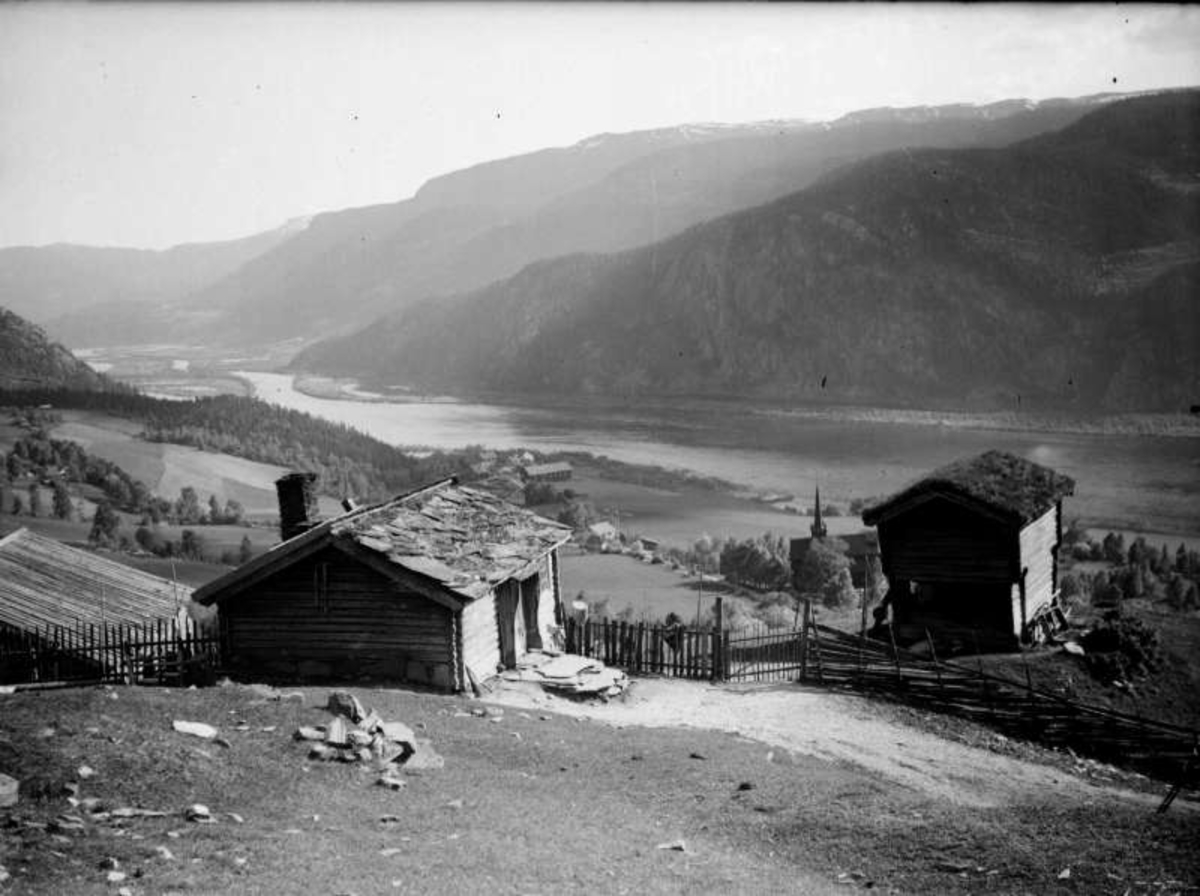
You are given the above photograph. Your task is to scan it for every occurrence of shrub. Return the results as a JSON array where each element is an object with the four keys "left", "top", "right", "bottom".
[{"left": 1080, "top": 612, "right": 1161, "bottom": 683}]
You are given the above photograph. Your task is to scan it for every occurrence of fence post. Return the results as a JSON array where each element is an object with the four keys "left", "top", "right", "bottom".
[{"left": 712, "top": 597, "right": 724, "bottom": 682}]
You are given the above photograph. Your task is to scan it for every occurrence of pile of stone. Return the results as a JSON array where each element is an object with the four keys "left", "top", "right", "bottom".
[
  {"left": 293, "top": 691, "right": 442, "bottom": 780},
  {"left": 503, "top": 653, "right": 629, "bottom": 699}
]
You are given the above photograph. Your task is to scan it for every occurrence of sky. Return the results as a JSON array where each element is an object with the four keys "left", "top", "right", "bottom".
[{"left": 2, "top": 2, "right": 1198, "bottom": 250}]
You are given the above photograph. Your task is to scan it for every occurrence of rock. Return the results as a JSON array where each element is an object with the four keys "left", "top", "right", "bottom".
[
  {"left": 401, "top": 739, "right": 443, "bottom": 772},
  {"left": 172, "top": 720, "right": 219, "bottom": 740},
  {"left": 656, "top": 840, "right": 687, "bottom": 852},
  {"left": 326, "top": 691, "right": 367, "bottom": 723},
  {"left": 293, "top": 726, "right": 326, "bottom": 742},
  {"left": 77, "top": 764, "right": 96, "bottom": 779},
  {"left": 444, "top": 799, "right": 463, "bottom": 810},
  {"left": 736, "top": 782, "right": 755, "bottom": 792},
  {"left": 376, "top": 775, "right": 407, "bottom": 791},
  {"left": 380, "top": 721, "right": 416, "bottom": 746},
  {"left": 0, "top": 864, "right": 8, "bottom": 885},
  {"left": 227, "top": 813, "right": 244, "bottom": 824},
  {"left": 1057, "top": 868, "right": 1072, "bottom": 880},
  {"left": 106, "top": 870, "right": 126, "bottom": 883},
  {"left": 214, "top": 737, "right": 233, "bottom": 749},
  {"left": 98, "top": 857, "right": 121, "bottom": 870},
  {"left": 185, "top": 804, "right": 213, "bottom": 823},
  {"left": 688, "top": 752, "right": 706, "bottom": 761},
  {"left": 155, "top": 846, "right": 175, "bottom": 861},
  {"left": 308, "top": 744, "right": 336, "bottom": 761},
  {"left": 358, "top": 711, "right": 382, "bottom": 733},
  {"left": 1063, "top": 641, "right": 1085, "bottom": 656},
  {"left": 325, "top": 716, "right": 350, "bottom": 747},
  {"left": 379, "top": 847, "right": 402, "bottom": 857},
  {"left": 0, "top": 773, "right": 18, "bottom": 807},
  {"left": 935, "top": 860, "right": 974, "bottom": 873},
  {"left": 347, "top": 729, "right": 374, "bottom": 748},
  {"left": 118, "top": 888, "right": 133, "bottom": 896}
]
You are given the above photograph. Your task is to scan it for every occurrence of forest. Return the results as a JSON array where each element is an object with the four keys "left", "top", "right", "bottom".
[{"left": 0, "top": 388, "right": 480, "bottom": 501}]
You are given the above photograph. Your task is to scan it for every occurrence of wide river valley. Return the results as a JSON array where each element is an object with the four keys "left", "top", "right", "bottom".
[{"left": 239, "top": 372, "right": 1200, "bottom": 542}]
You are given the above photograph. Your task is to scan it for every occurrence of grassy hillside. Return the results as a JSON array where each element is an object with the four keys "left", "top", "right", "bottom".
[
  {"left": 0, "top": 684, "right": 1194, "bottom": 895},
  {"left": 296, "top": 90, "right": 1199, "bottom": 412}
]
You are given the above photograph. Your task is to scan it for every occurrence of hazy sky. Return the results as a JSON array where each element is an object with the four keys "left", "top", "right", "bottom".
[{"left": 2, "top": 2, "right": 1198, "bottom": 250}]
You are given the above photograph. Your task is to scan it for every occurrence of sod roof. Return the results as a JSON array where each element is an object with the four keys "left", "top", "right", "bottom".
[{"left": 861, "top": 450, "right": 1075, "bottom": 527}]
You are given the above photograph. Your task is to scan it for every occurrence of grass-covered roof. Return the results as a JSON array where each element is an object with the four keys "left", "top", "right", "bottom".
[{"left": 861, "top": 450, "right": 1075, "bottom": 527}]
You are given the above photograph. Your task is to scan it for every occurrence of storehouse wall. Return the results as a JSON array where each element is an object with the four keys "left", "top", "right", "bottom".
[{"left": 223, "top": 546, "right": 455, "bottom": 689}]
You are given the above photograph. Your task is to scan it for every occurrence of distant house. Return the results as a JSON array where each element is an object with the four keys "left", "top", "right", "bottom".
[
  {"left": 0, "top": 527, "right": 192, "bottom": 633},
  {"left": 587, "top": 521, "right": 618, "bottom": 543},
  {"left": 193, "top": 474, "right": 573, "bottom": 691},
  {"left": 862, "top": 451, "right": 1075, "bottom": 651},
  {"left": 521, "top": 461, "right": 573, "bottom": 482}
]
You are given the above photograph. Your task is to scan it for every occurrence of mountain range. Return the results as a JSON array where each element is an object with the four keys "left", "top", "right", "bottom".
[
  {"left": 294, "top": 91, "right": 1200, "bottom": 412},
  {"left": 6, "top": 93, "right": 1128, "bottom": 350},
  {"left": 1, "top": 89, "right": 1194, "bottom": 412}
]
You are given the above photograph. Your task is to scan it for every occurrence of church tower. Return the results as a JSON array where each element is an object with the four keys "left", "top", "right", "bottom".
[{"left": 811, "top": 486, "right": 827, "bottom": 540}]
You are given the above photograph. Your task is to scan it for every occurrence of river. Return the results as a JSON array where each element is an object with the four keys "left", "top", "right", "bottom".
[{"left": 237, "top": 371, "right": 1200, "bottom": 539}]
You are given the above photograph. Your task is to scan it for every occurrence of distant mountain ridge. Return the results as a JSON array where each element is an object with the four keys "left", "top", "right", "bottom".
[
  {"left": 293, "top": 91, "right": 1200, "bottom": 412},
  {"left": 7, "top": 91, "right": 1138, "bottom": 350},
  {"left": 0, "top": 307, "right": 113, "bottom": 391}
]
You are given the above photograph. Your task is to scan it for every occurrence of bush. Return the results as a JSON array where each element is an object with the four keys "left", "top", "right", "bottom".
[{"left": 1080, "top": 612, "right": 1161, "bottom": 683}]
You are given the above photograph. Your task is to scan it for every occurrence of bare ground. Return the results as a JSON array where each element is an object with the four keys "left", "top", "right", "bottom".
[{"left": 485, "top": 676, "right": 1192, "bottom": 812}]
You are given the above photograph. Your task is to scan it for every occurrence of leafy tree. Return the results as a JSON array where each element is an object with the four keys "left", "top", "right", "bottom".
[
  {"left": 179, "top": 529, "right": 205, "bottom": 561},
  {"left": 208, "top": 494, "right": 222, "bottom": 524},
  {"left": 9, "top": 493, "right": 23, "bottom": 515},
  {"left": 223, "top": 499, "right": 245, "bottom": 526},
  {"left": 88, "top": 501, "right": 121, "bottom": 547},
  {"left": 26, "top": 483, "right": 41, "bottom": 518},
  {"left": 1101, "top": 532, "right": 1126, "bottom": 565},
  {"left": 796, "top": 538, "right": 856, "bottom": 608},
  {"left": 52, "top": 481, "right": 73, "bottom": 520},
  {"left": 175, "top": 487, "right": 203, "bottom": 525}
]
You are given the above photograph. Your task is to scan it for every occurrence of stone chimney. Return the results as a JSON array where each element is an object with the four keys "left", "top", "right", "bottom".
[{"left": 276, "top": 472, "right": 320, "bottom": 541}]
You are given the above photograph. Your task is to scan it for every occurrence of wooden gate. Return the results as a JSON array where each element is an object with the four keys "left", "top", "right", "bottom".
[{"left": 724, "top": 626, "right": 806, "bottom": 682}]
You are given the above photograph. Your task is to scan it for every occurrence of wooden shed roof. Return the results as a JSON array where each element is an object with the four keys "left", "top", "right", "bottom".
[
  {"left": 194, "top": 478, "right": 572, "bottom": 607},
  {"left": 0, "top": 527, "right": 191, "bottom": 631},
  {"left": 861, "top": 451, "right": 1075, "bottom": 527}
]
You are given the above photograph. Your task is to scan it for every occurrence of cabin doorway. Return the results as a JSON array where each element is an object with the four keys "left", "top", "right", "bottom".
[{"left": 496, "top": 574, "right": 542, "bottom": 668}]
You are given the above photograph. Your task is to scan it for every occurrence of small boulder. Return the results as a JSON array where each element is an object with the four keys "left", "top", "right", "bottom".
[
  {"left": 172, "top": 720, "right": 218, "bottom": 740},
  {"left": 401, "top": 739, "right": 443, "bottom": 772},
  {"left": 326, "top": 691, "right": 367, "bottom": 723},
  {"left": 293, "top": 726, "right": 326, "bottom": 742},
  {"left": 185, "top": 804, "right": 213, "bottom": 823},
  {"left": 0, "top": 773, "right": 18, "bottom": 808}
]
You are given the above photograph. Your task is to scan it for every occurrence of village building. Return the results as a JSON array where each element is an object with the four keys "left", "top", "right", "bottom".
[
  {"left": 861, "top": 450, "right": 1075, "bottom": 651},
  {"left": 520, "top": 461, "right": 573, "bottom": 482},
  {"left": 193, "top": 473, "right": 573, "bottom": 692},
  {"left": 0, "top": 527, "right": 192, "bottom": 633}
]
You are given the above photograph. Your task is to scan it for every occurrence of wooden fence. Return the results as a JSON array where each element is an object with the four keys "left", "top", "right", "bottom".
[
  {"left": 0, "top": 617, "right": 223, "bottom": 687},
  {"left": 565, "top": 616, "right": 719, "bottom": 680}
]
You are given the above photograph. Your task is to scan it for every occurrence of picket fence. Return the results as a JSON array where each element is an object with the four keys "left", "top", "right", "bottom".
[{"left": 0, "top": 616, "right": 223, "bottom": 687}]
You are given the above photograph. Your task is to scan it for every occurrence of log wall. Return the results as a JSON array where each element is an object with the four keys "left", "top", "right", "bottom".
[
  {"left": 224, "top": 546, "right": 455, "bottom": 689},
  {"left": 878, "top": 498, "right": 1015, "bottom": 583}
]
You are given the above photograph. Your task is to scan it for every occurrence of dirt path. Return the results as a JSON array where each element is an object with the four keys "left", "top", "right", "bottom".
[{"left": 486, "top": 676, "right": 1184, "bottom": 811}]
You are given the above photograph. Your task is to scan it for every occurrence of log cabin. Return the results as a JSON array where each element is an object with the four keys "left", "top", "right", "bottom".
[
  {"left": 861, "top": 451, "right": 1074, "bottom": 652},
  {"left": 193, "top": 474, "right": 573, "bottom": 691}
]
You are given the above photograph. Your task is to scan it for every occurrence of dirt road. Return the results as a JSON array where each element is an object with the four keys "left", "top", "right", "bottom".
[{"left": 486, "top": 676, "right": 1185, "bottom": 811}]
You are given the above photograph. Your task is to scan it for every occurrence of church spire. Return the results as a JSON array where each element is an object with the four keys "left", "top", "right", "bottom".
[{"left": 811, "top": 485, "right": 827, "bottom": 540}]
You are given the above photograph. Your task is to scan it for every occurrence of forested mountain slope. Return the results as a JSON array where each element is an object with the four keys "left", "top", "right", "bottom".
[
  {"left": 0, "top": 307, "right": 114, "bottom": 391},
  {"left": 295, "top": 91, "right": 1199, "bottom": 412}
]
